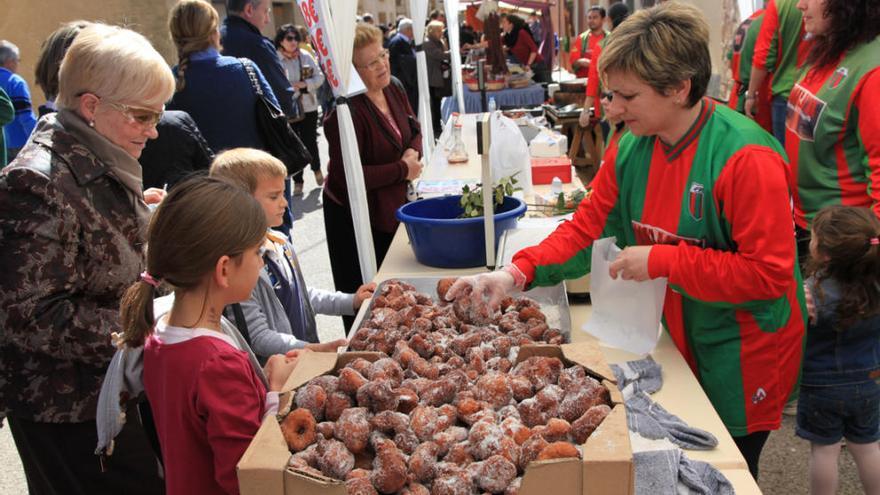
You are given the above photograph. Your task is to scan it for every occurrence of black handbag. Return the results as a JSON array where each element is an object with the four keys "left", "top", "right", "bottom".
[{"left": 241, "top": 59, "right": 312, "bottom": 176}]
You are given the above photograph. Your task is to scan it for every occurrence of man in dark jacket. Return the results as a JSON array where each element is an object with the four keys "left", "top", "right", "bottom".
[
  {"left": 387, "top": 18, "right": 419, "bottom": 114},
  {"left": 221, "top": 0, "right": 294, "bottom": 117}
]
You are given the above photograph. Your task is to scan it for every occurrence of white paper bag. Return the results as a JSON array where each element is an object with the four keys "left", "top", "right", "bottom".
[{"left": 582, "top": 237, "right": 666, "bottom": 355}]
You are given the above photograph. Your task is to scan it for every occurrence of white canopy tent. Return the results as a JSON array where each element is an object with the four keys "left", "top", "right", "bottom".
[
  {"left": 409, "top": 0, "right": 434, "bottom": 162},
  {"left": 444, "top": 0, "right": 467, "bottom": 119},
  {"left": 297, "top": 0, "right": 376, "bottom": 284}
]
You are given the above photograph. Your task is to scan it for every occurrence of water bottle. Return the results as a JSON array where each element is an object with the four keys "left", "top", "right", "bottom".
[
  {"left": 550, "top": 176, "right": 563, "bottom": 196},
  {"left": 488, "top": 97, "right": 497, "bottom": 114}
]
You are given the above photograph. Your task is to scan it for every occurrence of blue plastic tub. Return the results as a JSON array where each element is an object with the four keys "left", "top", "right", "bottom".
[{"left": 396, "top": 195, "right": 527, "bottom": 268}]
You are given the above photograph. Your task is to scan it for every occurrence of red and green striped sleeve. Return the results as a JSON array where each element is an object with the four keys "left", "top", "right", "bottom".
[
  {"left": 752, "top": 0, "right": 778, "bottom": 72},
  {"left": 858, "top": 69, "right": 880, "bottom": 219},
  {"left": 648, "top": 145, "right": 795, "bottom": 306},
  {"left": 511, "top": 140, "right": 623, "bottom": 287}
]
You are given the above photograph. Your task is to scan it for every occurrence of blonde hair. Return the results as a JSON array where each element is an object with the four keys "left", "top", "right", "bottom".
[
  {"left": 209, "top": 148, "right": 288, "bottom": 193},
  {"left": 426, "top": 21, "right": 445, "bottom": 40},
  {"left": 169, "top": 0, "right": 221, "bottom": 91},
  {"left": 120, "top": 177, "right": 267, "bottom": 347},
  {"left": 598, "top": 1, "right": 711, "bottom": 107},
  {"left": 57, "top": 23, "right": 175, "bottom": 110},
  {"left": 354, "top": 23, "right": 383, "bottom": 52}
]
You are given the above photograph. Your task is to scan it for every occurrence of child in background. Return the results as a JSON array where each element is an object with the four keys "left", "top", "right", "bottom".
[
  {"left": 209, "top": 148, "right": 374, "bottom": 362},
  {"left": 119, "top": 177, "right": 301, "bottom": 494},
  {"left": 801, "top": 205, "right": 880, "bottom": 495}
]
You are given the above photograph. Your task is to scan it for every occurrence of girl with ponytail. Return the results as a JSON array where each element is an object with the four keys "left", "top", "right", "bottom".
[
  {"left": 800, "top": 205, "right": 880, "bottom": 494},
  {"left": 119, "top": 176, "right": 301, "bottom": 495}
]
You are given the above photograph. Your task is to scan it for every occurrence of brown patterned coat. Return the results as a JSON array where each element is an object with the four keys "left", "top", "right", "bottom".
[{"left": 0, "top": 115, "right": 147, "bottom": 423}]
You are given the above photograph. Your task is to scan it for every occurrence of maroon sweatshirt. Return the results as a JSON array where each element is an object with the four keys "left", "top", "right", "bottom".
[{"left": 324, "top": 82, "right": 422, "bottom": 234}]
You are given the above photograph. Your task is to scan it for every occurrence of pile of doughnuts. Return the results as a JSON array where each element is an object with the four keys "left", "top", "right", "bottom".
[{"left": 278, "top": 279, "right": 613, "bottom": 495}]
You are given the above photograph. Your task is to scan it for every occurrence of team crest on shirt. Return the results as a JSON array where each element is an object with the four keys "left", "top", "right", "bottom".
[
  {"left": 631, "top": 221, "right": 706, "bottom": 248},
  {"left": 828, "top": 67, "right": 848, "bottom": 89},
  {"left": 786, "top": 83, "right": 827, "bottom": 142},
  {"left": 751, "top": 387, "right": 767, "bottom": 404},
  {"left": 688, "top": 182, "right": 704, "bottom": 222}
]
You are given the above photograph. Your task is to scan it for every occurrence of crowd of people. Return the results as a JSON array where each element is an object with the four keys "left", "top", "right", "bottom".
[{"left": 0, "top": 0, "right": 877, "bottom": 494}]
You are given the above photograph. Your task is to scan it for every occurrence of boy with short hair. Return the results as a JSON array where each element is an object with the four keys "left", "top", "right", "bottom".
[{"left": 210, "top": 148, "right": 374, "bottom": 360}]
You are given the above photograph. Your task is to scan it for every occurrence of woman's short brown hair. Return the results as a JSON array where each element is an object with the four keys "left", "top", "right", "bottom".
[
  {"left": 354, "top": 23, "right": 384, "bottom": 52},
  {"left": 56, "top": 23, "right": 175, "bottom": 110},
  {"left": 34, "top": 21, "right": 91, "bottom": 102},
  {"left": 598, "top": 1, "right": 711, "bottom": 107}
]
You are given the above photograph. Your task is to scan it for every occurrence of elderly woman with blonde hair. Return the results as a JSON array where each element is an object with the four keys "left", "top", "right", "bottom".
[
  {"left": 0, "top": 23, "right": 173, "bottom": 494},
  {"left": 448, "top": 2, "right": 805, "bottom": 480},
  {"left": 424, "top": 19, "right": 451, "bottom": 137}
]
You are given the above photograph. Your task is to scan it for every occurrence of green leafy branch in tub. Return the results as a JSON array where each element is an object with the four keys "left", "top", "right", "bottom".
[
  {"left": 459, "top": 174, "right": 521, "bottom": 218},
  {"left": 554, "top": 189, "right": 587, "bottom": 214}
]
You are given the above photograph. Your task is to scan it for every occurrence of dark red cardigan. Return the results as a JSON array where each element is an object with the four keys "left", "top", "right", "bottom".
[{"left": 324, "top": 82, "right": 422, "bottom": 234}]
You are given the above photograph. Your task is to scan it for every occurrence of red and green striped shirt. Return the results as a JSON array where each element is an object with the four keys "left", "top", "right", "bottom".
[
  {"left": 728, "top": 9, "right": 773, "bottom": 132},
  {"left": 786, "top": 36, "right": 880, "bottom": 228},
  {"left": 753, "top": 0, "right": 811, "bottom": 99},
  {"left": 512, "top": 100, "right": 806, "bottom": 436}
]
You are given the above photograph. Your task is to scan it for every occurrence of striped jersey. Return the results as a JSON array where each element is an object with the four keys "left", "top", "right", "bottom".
[
  {"left": 786, "top": 36, "right": 880, "bottom": 227},
  {"left": 753, "top": 0, "right": 811, "bottom": 99},
  {"left": 512, "top": 100, "right": 806, "bottom": 436}
]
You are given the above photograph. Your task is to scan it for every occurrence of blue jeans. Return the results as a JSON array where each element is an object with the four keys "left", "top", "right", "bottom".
[
  {"left": 796, "top": 380, "right": 880, "bottom": 445},
  {"left": 772, "top": 95, "right": 788, "bottom": 146}
]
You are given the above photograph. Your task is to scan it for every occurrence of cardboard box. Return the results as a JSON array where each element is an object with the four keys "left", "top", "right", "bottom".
[
  {"left": 531, "top": 157, "right": 573, "bottom": 185},
  {"left": 238, "top": 343, "right": 633, "bottom": 495}
]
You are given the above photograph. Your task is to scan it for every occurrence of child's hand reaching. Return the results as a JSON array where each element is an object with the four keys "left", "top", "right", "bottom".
[
  {"left": 353, "top": 282, "right": 377, "bottom": 310},
  {"left": 304, "top": 338, "right": 348, "bottom": 353},
  {"left": 264, "top": 352, "right": 303, "bottom": 392}
]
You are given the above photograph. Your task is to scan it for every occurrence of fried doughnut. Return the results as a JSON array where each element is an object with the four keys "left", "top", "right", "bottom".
[
  {"left": 571, "top": 404, "right": 611, "bottom": 444},
  {"left": 500, "top": 417, "right": 532, "bottom": 446},
  {"left": 346, "top": 468, "right": 371, "bottom": 480},
  {"left": 533, "top": 418, "right": 571, "bottom": 443},
  {"left": 394, "top": 428, "right": 421, "bottom": 455},
  {"left": 410, "top": 357, "right": 441, "bottom": 380},
  {"left": 371, "top": 442, "right": 408, "bottom": 494},
  {"left": 536, "top": 441, "right": 581, "bottom": 460},
  {"left": 442, "top": 441, "right": 474, "bottom": 466},
  {"left": 354, "top": 450, "right": 375, "bottom": 471},
  {"left": 410, "top": 405, "right": 440, "bottom": 442},
  {"left": 295, "top": 384, "right": 327, "bottom": 422},
  {"left": 505, "top": 477, "right": 522, "bottom": 495},
  {"left": 518, "top": 434, "right": 549, "bottom": 472},
  {"left": 316, "top": 438, "right": 355, "bottom": 480},
  {"left": 357, "top": 380, "right": 399, "bottom": 412},
  {"left": 433, "top": 426, "right": 469, "bottom": 457},
  {"left": 516, "top": 398, "right": 548, "bottom": 428},
  {"left": 402, "top": 482, "right": 431, "bottom": 495},
  {"left": 370, "top": 410, "right": 410, "bottom": 434},
  {"left": 436, "top": 277, "right": 458, "bottom": 301},
  {"left": 393, "top": 342, "right": 420, "bottom": 368},
  {"left": 324, "top": 391, "right": 353, "bottom": 422},
  {"left": 316, "top": 421, "right": 336, "bottom": 440},
  {"left": 309, "top": 374, "right": 340, "bottom": 395},
  {"left": 281, "top": 408, "right": 318, "bottom": 452},
  {"left": 557, "top": 366, "right": 587, "bottom": 393},
  {"left": 346, "top": 357, "right": 374, "bottom": 376},
  {"left": 534, "top": 384, "right": 562, "bottom": 418},
  {"left": 518, "top": 306, "right": 546, "bottom": 323},
  {"left": 335, "top": 407, "right": 371, "bottom": 454},
  {"left": 509, "top": 375, "right": 534, "bottom": 402},
  {"left": 472, "top": 455, "right": 517, "bottom": 493},
  {"left": 512, "top": 356, "right": 563, "bottom": 391},
  {"left": 431, "top": 470, "right": 473, "bottom": 495},
  {"left": 408, "top": 333, "right": 435, "bottom": 359},
  {"left": 289, "top": 443, "right": 319, "bottom": 468},
  {"left": 367, "top": 358, "right": 404, "bottom": 387},
  {"left": 475, "top": 373, "right": 513, "bottom": 409},
  {"left": 467, "top": 420, "right": 507, "bottom": 461},
  {"left": 409, "top": 442, "right": 439, "bottom": 483},
  {"left": 498, "top": 405, "right": 521, "bottom": 421},
  {"left": 338, "top": 367, "right": 369, "bottom": 395},
  {"left": 395, "top": 387, "right": 420, "bottom": 414},
  {"left": 420, "top": 378, "right": 457, "bottom": 407},
  {"left": 346, "top": 474, "right": 379, "bottom": 495}
]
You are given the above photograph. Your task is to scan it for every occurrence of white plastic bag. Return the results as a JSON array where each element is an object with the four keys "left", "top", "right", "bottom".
[
  {"left": 582, "top": 237, "right": 667, "bottom": 355},
  {"left": 490, "top": 113, "right": 533, "bottom": 196}
]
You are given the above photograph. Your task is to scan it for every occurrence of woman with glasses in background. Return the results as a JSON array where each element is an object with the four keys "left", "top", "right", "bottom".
[
  {"left": 274, "top": 24, "right": 325, "bottom": 196},
  {"left": 322, "top": 22, "right": 423, "bottom": 331},
  {"left": 0, "top": 23, "right": 173, "bottom": 494}
]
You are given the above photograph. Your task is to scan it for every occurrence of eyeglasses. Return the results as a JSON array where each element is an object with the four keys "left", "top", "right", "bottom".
[
  {"left": 104, "top": 101, "right": 164, "bottom": 128},
  {"left": 356, "top": 49, "right": 390, "bottom": 72},
  {"left": 284, "top": 35, "right": 298, "bottom": 42},
  {"left": 600, "top": 91, "right": 614, "bottom": 102}
]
